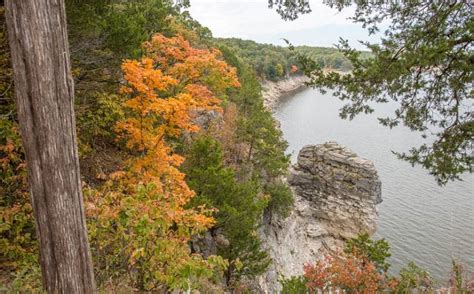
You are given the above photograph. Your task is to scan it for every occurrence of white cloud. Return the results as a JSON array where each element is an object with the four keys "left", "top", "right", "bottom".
[{"left": 186, "top": 0, "right": 379, "bottom": 48}]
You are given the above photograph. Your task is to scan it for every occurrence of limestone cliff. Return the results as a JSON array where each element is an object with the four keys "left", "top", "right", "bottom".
[
  {"left": 258, "top": 142, "right": 382, "bottom": 293},
  {"left": 261, "top": 75, "right": 309, "bottom": 109}
]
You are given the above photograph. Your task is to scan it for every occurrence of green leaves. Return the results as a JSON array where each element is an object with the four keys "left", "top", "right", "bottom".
[
  {"left": 264, "top": 182, "right": 294, "bottom": 218},
  {"left": 344, "top": 233, "right": 392, "bottom": 274},
  {"left": 280, "top": 275, "right": 309, "bottom": 294},
  {"left": 183, "top": 136, "right": 271, "bottom": 285},
  {"left": 268, "top": 0, "right": 311, "bottom": 21},
  {"left": 293, "top": 0, "right": 473, "bottom": 184},
  {"left": 395, "top": 262, "right": 434, "bottom": 293}
]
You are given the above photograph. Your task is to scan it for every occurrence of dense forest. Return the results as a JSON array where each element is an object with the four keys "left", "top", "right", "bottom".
[
  {"left": 0, "top": 1, "right": 293, "bottom": 291},
  {"left": 1, "top": 0, "right": 472, "bottom": 293},
  {"left": 214, "top": 38, "right": 357, "bottom": 81}
]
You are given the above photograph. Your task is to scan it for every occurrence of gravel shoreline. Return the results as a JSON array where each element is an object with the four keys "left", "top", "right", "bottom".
[{"left": 261, "top": 75, "right": 310, "bottom": 110}]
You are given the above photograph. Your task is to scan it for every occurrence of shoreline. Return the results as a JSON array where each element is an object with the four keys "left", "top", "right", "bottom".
[
  {"left": 261, "top": 69, "right": 349, "bottom": 110},
  {"left": 261, "top": 75, "right": 310, "bottom": 110}
]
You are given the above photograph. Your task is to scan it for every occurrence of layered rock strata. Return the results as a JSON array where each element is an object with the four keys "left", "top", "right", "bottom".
[{"left": 258, "top": 142, "right": 382, "bottom": 293}]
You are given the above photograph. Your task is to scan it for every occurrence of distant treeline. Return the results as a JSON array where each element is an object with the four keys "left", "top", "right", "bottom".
[{"left": 214, "top": 38, "right": 370, "bottom": 81}]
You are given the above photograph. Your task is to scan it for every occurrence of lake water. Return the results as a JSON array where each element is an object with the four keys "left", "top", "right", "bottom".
[{"left": 274, "top": 88, "right": 474, "bottom": 281}]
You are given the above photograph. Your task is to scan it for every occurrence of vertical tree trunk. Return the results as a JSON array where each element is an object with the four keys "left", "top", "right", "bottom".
[{"left": 5, "top": 0, "right": 96, "bottom": 292}]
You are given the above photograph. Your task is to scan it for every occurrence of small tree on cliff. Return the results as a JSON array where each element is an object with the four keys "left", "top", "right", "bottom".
[{"left": 183, "top": 136, "right": 271, "bottom": 286}]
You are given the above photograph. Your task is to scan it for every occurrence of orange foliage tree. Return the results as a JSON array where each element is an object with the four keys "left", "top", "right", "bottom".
[
  {"left": 304, "top": 253, "right": 397, "bottom": 294},
  {"left": 85, "top": 34, "right": 240, "bottom": 290}
]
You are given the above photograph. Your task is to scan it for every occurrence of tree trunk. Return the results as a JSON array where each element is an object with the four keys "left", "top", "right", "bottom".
[{"left": 5, "top": 0, "right": 96, "bottom": 292}]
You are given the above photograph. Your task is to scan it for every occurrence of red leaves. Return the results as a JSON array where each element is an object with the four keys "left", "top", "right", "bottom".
[{"left": 304, "top": 253, "right": 389, "bottom": 293}]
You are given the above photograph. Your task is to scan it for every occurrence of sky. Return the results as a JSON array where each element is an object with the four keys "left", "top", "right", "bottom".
[{"left": 186, "top": 0, "right": 383, "bottom": 49}]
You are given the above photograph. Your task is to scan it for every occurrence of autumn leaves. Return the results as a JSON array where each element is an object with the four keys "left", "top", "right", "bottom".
[
  {"left": 117, "top": 33, "right": 240, "bottom": 227},
  {"left": 83, "top": 34, "right": 240, "bottom": 289}
]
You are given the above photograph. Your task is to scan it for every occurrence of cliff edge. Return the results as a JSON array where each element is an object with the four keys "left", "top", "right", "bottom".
[
  {"left": 261, "top": 75, "right": 309, "bottom": 109},
  {"left": 258, "top": 142, "right": 382, "bottom": 292}
]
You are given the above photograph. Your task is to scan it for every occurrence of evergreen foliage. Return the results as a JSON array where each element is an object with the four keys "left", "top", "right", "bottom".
[
  {"left": 264, "top": 182, "right": 293, "bottom": 218},
  {"left": 287, "top": 0, "right": 474, "bottom": 184},
  {"left": 395, "top": 262, "right": 434, "bottom": 293},
  {"left": 280, "top": 275, "right": 308, "bottom": 294},
  {"left": 217, "top": 44, "right": 293, "bottom": 217},
  {"left": 344, "top": 233, "right": 391, "bottom": 273},
  {"left": 184, "top": 136, "right": 271, "bottom": 286}
]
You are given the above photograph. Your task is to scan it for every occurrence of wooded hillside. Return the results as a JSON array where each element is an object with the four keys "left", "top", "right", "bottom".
[
  {"left": 214, "top": 38, "right": 358, "bottom": 80},
  {"left": 1, "top": 1, "right": 291, "bottom": 291}
]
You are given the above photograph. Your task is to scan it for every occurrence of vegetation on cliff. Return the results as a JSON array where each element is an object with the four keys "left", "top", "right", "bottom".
[
  {"left": 1, "top": 0, "right": 472, "bottom": 292},
  {"left": 1, "top": 1, "right": 290, "bottom": 291},
  {"left": 281, "top": 234, "right": 474, "bottom": 293}
]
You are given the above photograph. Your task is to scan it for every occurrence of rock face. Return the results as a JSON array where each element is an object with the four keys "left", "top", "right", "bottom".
[
  {"left": 261, "top": 75, "right": 309, "bottom": 109},
  {"left": 290, "top": 142, "right": 382, "bottom": 238},
  {"left": 258, "top": 142, "right": 382, "bottom": 293}
]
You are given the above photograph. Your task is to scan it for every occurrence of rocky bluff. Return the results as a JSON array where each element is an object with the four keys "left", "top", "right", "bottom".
[{"left": 258, "top": 142, "right": 382, "bottom": 292}]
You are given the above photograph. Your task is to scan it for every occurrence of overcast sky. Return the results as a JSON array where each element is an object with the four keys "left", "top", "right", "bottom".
[{"left": 186, "top": 0, "right": 383, "bottom": 49}]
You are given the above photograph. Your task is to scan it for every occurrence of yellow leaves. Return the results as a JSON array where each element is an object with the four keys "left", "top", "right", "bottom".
[
  {"left": 87, "top": 34, "right": 242, "bottom": 288},
  {"left": 234, "top": 258, "right": 244, "bottom": 271},
  {"left": 130, "top": 247, "right": 146, "bottom": 265}
]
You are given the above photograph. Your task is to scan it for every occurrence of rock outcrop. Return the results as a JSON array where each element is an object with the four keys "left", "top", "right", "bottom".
[
  {"left": 258, "top": 142, "right": 382, "bottom": 293},
  {"left": 261, "top": 75, "right": 309, "bottom": 109},
  {"left": 289, "top": 142, "right": 382, "bottom": 238}
]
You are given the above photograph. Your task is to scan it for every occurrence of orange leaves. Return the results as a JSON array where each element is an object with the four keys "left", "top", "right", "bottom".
[
  {"left": 304, "top": 257, "right": 332, "bottom": 290},
  {"left": 117, "top": 33, "right": 240, "bottom": 157},
  {"left": 290, "top": 64, "right": 299, "bottom": 74},
  {"left": 121, "top": 58, "right": 178, "bottom": 94},
  {"left": 143, "top": 34, "right": 240, "bottom": 93},
  {"left": 144, "top": 34, "right": 191, "bottom": 69},
  {"left": 184, "top": 84, "right": 222, "bottom": 111},
  {"left": 0, "top": 120, "right": 36, "bottom": 273},
  {"left": 117, "top": 33, "right": 240, "bottom": 182},
  {"left": 93, "top": 34, "right": 241, "bottom": 287},
  {"left": 304, "top": 253, "right": 387, "bottom": 294}
]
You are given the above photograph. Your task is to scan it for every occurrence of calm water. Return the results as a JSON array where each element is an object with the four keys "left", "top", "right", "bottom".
[{"left": 274, "top": 88, "right": 474, "bottom": 281}]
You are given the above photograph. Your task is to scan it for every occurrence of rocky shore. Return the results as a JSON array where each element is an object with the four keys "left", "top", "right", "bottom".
[
  {"left": 261, "top": 75, "right": 309, "bottom": 109},
  {"left": 258, "top": 142, "right": 382, "bottom": 293},
  {"left": 256, "top": 75, "right": 383, "bottom": 293}
]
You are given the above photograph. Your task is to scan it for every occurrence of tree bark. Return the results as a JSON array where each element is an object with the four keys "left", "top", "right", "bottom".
[{"left": 5, "top": 0, "right": 96, "bottom": 292}]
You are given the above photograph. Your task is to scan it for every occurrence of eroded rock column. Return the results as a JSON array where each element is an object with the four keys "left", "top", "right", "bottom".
[
  {"left": 289, "top": 142, "right": 382, "bottom": 239},
  {"left": 258, "top": 142, "right": 382, "bottom": 293}
]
